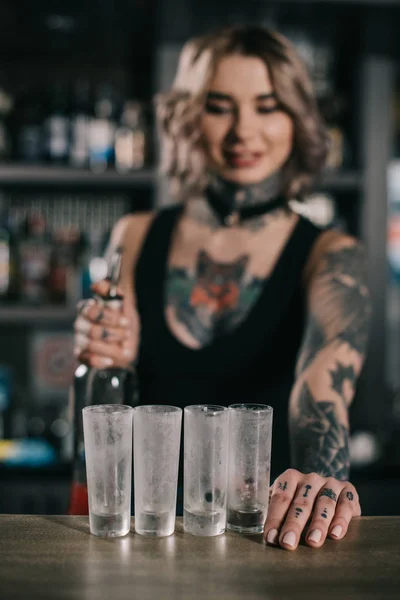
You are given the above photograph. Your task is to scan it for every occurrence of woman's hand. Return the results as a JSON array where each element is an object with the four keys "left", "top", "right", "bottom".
[
  {"left": 74, "top": 280, "right": 139, "bottom": 369},
  {"left": 264, "top": 469, "right": 361, "bottom": 551}
]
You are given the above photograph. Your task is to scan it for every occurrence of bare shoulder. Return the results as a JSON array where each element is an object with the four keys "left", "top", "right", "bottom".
[
  {"left": 305, "top": 228, "right": 366, "bottom": 283},
  {"left": 110, "top": 211, "right": 155, "bottom": 247},
  {"left": 107, "top": 211, "right": 155, "bottom": 293},
  {"left": 109, "top": 211, "right": 155, "bottom": 262}
]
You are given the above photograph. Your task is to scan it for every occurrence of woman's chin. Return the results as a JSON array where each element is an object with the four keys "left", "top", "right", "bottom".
[{"left": 213, "top": 165, "right": 275, "bottom": 186}]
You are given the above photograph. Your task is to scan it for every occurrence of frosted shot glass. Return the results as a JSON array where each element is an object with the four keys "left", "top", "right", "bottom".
[
  {"left": 184, "top": 405, "right": 229, "bottom": 536},
  {"left": 134, "top": 405, "right": 182, "bottom": 537},
  {"left": 227, "top": 404, "right": 273, "bottom": 534},
  {"left": 82, "top": 404, "right": 133, "bottom": 538}
]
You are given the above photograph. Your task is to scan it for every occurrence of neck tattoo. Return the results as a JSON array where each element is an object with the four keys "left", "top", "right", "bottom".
[
  {"left": 207, "top": 170, "right": 285, "bottom": 228},
  {"left": 207, "top": 169, "right": 283, "bottom": 211},
  {"left": 185, "top": 171, "right": 286, "bottom": 231}
]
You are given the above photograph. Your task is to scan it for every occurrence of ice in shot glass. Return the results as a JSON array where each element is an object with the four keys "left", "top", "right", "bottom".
[
  {"left": 227, "top": 404, "right": 273, "bottom": 534},
  {"left": 82, "top": 404, "right": 133, "bottom": 538},
  {"left": 184, "top": 405, "right": 229, "bottom": 537},
  {"left": 133, "top": 405, "right": 182, "bottom": 537}
]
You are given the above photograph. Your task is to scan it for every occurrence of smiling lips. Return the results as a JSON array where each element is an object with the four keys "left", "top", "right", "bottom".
[{"left": 223, "top": 149, "right": 263, "bottom": 168}]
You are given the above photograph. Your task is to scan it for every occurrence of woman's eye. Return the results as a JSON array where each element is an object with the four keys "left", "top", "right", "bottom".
[
  {"left": 204, "top": 104, "right": 232, "bottom": 115},
  {"left": 257, "top": 105, "right": 280, "bottom": 114}
]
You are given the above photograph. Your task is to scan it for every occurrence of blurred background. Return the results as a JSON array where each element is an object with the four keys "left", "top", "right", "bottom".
[{"left": 0, "top": 0, "right": 399, "bottom": 516}]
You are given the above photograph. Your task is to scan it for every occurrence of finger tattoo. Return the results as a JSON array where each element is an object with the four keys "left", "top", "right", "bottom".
[
  {"left": 303, "top": 485, "right": 312, "bottom": 498},
  {"left": 277, "top": 481, "right": 288, "bottom": 491},
  {"left": 319, "top": 488, "right": 337, "bottom": 502},
  {"left": 295, "top": 508, "right": 303, "bottom": 518},
  {"left": 101, "top": 328, "right": 110, "bottom": 341},
  {"left": 321, "top": 508, "right": 328, "bottom": 519},
  {"left": 346, "top": 491, "right": 354, "bottom": 501}
]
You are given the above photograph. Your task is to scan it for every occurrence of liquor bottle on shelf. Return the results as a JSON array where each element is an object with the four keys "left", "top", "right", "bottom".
[
  {"left": 19, "top": 212, "right": 52, "bottom": 304},
  {"left": 0, "top": 80, "right": 13, "bottom": 162},
  {"left": 44, "top": 82, "right": 70, "bottom": 165},
  {"left": 17, "top": 91, "right": 44, "bottom": 163},
  {"left": 68, "top": 248, "right": 138, "bottom": 515},
  {"left": 114, "top": 100, "right": 146, "bottom": 172},
  {"left": 49, "top": 227, "right": 80, "bottom": 305},
  {"left": 69, "top": 80, "right": 91, "bottom": 169},
  {"left": 0, "top": 207, "right": 18, "bottom": 303},
  {"left": 88, "top": 85, "right": 116, "bottom": 173}
]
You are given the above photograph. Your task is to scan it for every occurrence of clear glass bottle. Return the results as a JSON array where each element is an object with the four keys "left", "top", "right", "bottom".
[
  {"left": 114, "top": 101, "right": 146, "bottom": 172},
  {"left": 17, "top": 90, "right": 44, "bottom": 164},
  {"left": 68, "top": 249, "right": 138, "bottom": 515},
  {"left": 0, "top": 207, "right": 18, "bottom": 303},
  {"left": 19, "top": 213, "right": 52, "bottom": 305},
  {"left": 69, "top": 80, "right": 91, "bottom": 169},
  {"left": 44, "top": 82, "right": 70, "bottom": 165},
  {"left": 88, "top": 85, "right": 116, "bottom": 172}
]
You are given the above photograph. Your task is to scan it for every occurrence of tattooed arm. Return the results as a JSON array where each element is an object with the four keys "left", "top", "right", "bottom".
[
  {"left": 264, "top": 233, "right": 368, "bottom": 550},
  {"left": 289, "top": 234, "right": 372, "bottom": 480}
]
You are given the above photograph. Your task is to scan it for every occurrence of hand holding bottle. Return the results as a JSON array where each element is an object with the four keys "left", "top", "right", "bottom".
[{"left": 74, "top": 279, "right": 139, "bottom": 369}]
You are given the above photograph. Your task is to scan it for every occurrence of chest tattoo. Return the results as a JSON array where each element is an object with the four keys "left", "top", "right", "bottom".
[{"left": 167, "top": 249, "right": 264, "bottom": 346}]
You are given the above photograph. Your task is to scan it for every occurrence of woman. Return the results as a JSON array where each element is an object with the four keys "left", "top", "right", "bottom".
[{"left": 74, "top": 26, "right": 371, "bottom": 551}]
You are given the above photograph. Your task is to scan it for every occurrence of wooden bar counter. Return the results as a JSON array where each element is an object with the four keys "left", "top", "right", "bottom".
[{"left": 0, "top": 516, "right": 399, "bottom": 599}]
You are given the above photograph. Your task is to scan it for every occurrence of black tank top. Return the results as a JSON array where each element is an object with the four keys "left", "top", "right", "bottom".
[{"left": 135, "top": 206, "right": 324, "bottom": 484}]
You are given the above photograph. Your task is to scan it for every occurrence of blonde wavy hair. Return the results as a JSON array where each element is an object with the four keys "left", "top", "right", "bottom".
[{"left": 156, "top": 25, "right": 329, "bottom": 201}]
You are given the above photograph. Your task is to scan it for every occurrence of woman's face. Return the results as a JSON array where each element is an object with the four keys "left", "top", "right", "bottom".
[{"left": 200, "top": 54, "right": 294, "bottom": 185}]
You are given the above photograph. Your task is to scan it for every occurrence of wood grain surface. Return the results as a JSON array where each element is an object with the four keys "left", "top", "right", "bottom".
[{"left": 0, "top": 516, "right": 399, "bottom": 600}]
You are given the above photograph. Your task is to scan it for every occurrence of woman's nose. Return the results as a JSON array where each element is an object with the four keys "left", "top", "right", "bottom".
[{"left": 229, "top": 107, "right": 258, "bottom": 142}]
